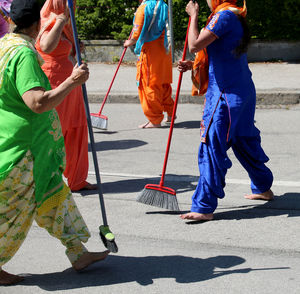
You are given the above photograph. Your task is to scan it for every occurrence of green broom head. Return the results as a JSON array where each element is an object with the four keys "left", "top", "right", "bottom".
[
  {"left": 99, "top": 225, "right": 118, "bottom": 253},
  {"left": 137, "top": 184, "right": 180, "bottom": 211}
]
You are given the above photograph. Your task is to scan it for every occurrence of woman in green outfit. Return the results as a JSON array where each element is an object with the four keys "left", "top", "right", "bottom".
[{"left": 0, "top": 0, "right": 109, "bottom": 286}]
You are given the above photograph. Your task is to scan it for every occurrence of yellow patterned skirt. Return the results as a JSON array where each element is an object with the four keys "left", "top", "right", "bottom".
[{"left": 0, "top": 151, "right": 91, "bottom": 269}]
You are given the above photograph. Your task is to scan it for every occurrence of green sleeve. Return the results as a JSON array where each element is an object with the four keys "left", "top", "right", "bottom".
[{"left": 14, "top": 47, "right": 51, "bottom": 96}]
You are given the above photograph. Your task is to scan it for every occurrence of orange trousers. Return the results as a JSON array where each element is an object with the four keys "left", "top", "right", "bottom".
[
  {"left": 63, "top": 125, "right": 89, "bottom": 191},
  {"left": 138, "top": 81, "right": 174, "bottom": 125}
]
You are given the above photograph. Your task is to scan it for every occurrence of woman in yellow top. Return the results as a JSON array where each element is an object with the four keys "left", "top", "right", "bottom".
[{"left": 124, "top": 0, "right": 174, "bottom": 128}]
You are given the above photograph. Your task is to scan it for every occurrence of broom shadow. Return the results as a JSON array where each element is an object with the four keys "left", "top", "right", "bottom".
[
  {"left": 18, "top": 254, "right": 289, "bottom": 291},
  {"left": 92, "top": 130, "right": 118, "bottom": 135},
  {"left": 158, "top": 120, "right": 200, "bottom": 129},
  {"left": 79, "top": 174, "right": 198, "bottom": 196}
]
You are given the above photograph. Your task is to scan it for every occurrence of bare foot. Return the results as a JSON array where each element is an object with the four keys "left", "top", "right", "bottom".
[
  {"left": 83, "top": 182, "right": 98, "bottom": 190},
  {"left": 180, "top": 212, "right": 214, "bottom": 221},
  {"left": 139, "top": 122, "right": 161, "bottom": 129},
  {"left": 244, "top": 189, "right": 274, "bottom": 201},
  {"left": 72, "top": 250, "right": 110, "bottom": 272},
  {"left": 72, "top": 182, "right": 97, "bottom": 192},
  {"left": 164, "top": 115, "right": 177, "bottom": 124},
  {"left": 0, "top": 270, "right": 24, "bottom": 286}
]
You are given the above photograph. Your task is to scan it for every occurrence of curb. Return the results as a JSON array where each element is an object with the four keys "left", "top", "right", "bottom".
[{"left": 87, "top": 91, "right": 300, "bottom": 105}]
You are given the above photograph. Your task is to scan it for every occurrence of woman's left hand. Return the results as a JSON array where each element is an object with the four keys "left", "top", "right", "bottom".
[
  {"left": 124, "top": 39, "right": 136, "bottom": 48},
  {"left": 186, "top": 1, "right": 199, "bottom": 17}
]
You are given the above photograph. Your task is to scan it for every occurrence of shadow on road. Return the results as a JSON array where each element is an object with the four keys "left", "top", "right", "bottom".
[
  {"left": 214, "top": 192, "right": 300, "bottom": 220},
  {"left": 79, "top": 175, "right": 197, "bottom": 196},
  {"left": 19, "top": 254, "right": 287, "bottom": 290},
  {"left": 88, "top": 139, "right": 147, "bottom": 152},
  {"left": 183, "top": 192, "right": 300, "bottom": 224},
  {"left": 173, "top": 120, "right": 200, "bottom": 129}
]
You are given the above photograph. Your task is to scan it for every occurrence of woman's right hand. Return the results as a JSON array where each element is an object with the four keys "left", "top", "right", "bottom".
[
  {"left": 177, "top": 60, "right": 193, "bottom": 72},
  {"left": 186, "top": 0, "right": 199, "bottom": 17},
  {"left": 70, "top": 63, "right": 90, "bottom": 85},
  {"left": 56, "top": 1, "right": 70, "bottom": 24}
]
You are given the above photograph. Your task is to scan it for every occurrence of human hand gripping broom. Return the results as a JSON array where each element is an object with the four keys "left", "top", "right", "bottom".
[
  {"left": 136, "top": 1, "right": 194, "bottom": 211},
  {"left": 90, "top": 29, "right": 134, "bottom": 130},
  {"left": 67, "top": 0, "right": 118, "bottom": 252}
]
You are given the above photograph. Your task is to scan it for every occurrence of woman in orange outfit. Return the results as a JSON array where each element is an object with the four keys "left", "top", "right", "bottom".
[
  {"left": 36, "top": 0, "right": 95, "bottom": 191},
  {"left": 124, "top": 0, "right": 174, "bottom": 128}
]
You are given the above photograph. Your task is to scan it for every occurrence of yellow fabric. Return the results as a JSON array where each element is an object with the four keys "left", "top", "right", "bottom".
[
  {"left": 36, "top": 181, "right": 69, "bottom": 215},
  {"left": 0, "top": 151, "right": 90, "bottom": 268}
]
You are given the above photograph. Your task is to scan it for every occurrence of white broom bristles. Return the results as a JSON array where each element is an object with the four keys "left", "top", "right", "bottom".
[
  {"left": 137, "top": 188, "right": 180, "bottom": 211},
  {"left": 91, "top": 115, "right": 108, "bottom": 130}
]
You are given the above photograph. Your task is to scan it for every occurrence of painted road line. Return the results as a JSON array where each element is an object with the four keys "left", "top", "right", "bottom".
[{"left": 88, "top": 171, "right": 300, "bottom": 187}]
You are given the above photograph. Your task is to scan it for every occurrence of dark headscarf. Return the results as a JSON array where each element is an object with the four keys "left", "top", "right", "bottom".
[{"left": 10, "top": 0, "right": 41, "bottom": 29}]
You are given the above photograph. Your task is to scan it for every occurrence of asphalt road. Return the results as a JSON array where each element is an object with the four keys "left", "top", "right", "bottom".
[{"left": 3, "top": 103, "right": 300, "bottom": 294}]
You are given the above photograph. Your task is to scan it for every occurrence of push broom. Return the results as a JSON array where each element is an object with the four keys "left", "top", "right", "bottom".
[
  {"left": 68, "top": 0, "right": 118, "bottom": 252},
  {"left": 136, "top": 6, "right": 193, "bottom": 211},
  {"left": 91, "top": 30, "right": 133, "bottom": 130}
]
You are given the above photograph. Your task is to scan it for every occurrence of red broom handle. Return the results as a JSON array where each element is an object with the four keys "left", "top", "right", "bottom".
[
  {"left": 97, "top": 30, "right": 134, "bottom": 115},
  {"left": 159, "top": 17, "right": 191, "bottom": 187}
]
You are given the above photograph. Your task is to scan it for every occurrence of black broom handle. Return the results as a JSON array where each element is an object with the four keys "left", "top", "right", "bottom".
[{"left": 67, "top": 0, "right": 108, "bottom": 226}]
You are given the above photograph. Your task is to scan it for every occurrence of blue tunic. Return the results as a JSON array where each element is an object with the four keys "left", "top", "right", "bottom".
[
  {"left": 191, "top": 10, "right": 273, "bottom": 214},
  {"left": 202, "top": 10, "right": 256, "bottom": 142}
]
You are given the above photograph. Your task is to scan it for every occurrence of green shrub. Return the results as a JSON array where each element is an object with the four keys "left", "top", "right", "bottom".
[
  {"left": 75, "top": 0, "right": 300, "bottom": 41},
  {"left": 247, "top": 0, "right": 300, "bottom": 39},
  {"left": 76, "top": 0, "right": 138, "bottom": 40}
]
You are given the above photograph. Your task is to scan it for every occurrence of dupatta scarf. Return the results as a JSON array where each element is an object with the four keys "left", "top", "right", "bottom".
[
  {"left": 38, "top": 0, "right": 75, "bottom": 53},
  {"left": 134, "top": 0, "right": 170, "bottom": 55}
]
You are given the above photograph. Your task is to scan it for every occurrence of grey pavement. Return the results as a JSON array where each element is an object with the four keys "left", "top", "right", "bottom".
[
  {"left": 86, "top": 62, "right": 300, "bottom": 105},
  {"left": 3, "top": 102, "right": 300, "bottom": 293}
]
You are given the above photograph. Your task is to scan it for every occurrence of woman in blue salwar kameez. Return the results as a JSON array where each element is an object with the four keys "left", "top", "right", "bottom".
[{"left": 179, "top": 0, "right": 274, "bottom": 221}]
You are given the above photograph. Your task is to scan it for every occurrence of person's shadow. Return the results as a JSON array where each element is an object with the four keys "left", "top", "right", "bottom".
[
  {"left": 182, "top": 192, "right": 300, "bottom": 224},
  {"left": 214, "top": 192, "right": 300, "bottom": 220},
  {"left": 19, "top": 254, "right": 288, "bottom": 291},
  {"left": 88, "top": 139, "right": 147, "bottom": 152}
]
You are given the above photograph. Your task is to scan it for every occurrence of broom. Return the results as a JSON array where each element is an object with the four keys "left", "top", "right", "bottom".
[
  {"left": 68, "top": 0, "right": 118, "bottom": 253},
  {"left": 91, "top": 30, "right": 133, "bottom": 130},
  {"left": 136, "top": 4, "right": 193, "bottom": 211}
]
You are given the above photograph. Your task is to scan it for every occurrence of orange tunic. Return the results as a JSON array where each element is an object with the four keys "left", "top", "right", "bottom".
[
  {"left": 36, "top": 29, "right": 89, "bottom": 191},
  {"left": 133, "top": 3, "right": 174, "bottom": 124}
]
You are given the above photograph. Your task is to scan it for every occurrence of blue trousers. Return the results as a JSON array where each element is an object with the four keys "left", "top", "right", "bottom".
[{"left": 191, "top": 98, "right": 273, "bottom": 214}]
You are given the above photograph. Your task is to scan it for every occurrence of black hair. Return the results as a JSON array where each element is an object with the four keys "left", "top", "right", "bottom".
[
  {"left": 235, "top": 15, "right": 251, "bottom": 56},
  {"left": 12, "top": 21, "right": 39, "bottom": 34}
]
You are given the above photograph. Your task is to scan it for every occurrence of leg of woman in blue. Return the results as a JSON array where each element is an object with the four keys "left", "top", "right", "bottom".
[
  {"left": 232, "top": 130, "right": 273, "bottom": 198},
  {"left": 191, "top": 98, "right": 231, "bottom": 218},
  {"left": 182, "top": 97, "right": 273, "bottom": 221}
]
